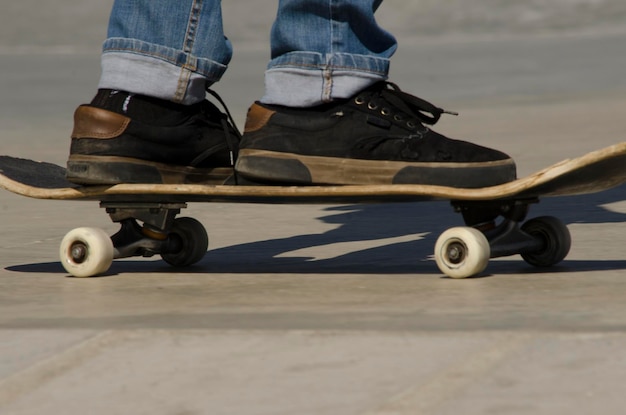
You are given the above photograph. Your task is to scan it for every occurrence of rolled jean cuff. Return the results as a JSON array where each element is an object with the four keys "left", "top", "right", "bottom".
[
  {"left": 98, "top": 38, "right": 229, "bottom": 105},
  {"left": 262, "top": 52, "right": 389, "bottom": 107}
]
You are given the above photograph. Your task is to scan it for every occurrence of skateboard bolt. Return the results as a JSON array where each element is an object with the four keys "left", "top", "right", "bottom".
[
  {"left": 70, "top": 242, "right": 88, "bottom": 264},
  {"left": 447, "top": 242, "right": 466, "bottom": 264}
]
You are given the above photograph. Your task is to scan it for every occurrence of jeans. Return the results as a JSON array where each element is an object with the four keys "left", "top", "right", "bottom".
[{"left": 99, "top": 0, "right": 397, "bottom": 106}]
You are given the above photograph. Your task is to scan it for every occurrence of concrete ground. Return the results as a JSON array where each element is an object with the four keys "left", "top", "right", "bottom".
[{"left": 1, "top": 2, "right": 626, "bottom": 414}]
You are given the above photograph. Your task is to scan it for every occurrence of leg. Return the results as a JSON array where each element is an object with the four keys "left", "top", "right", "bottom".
[
  {"left": 235, "top": 0, "right": 517, "bottom": 187},
  {"left": 263, "top": 0, "right": 396, "bottom": 106},
  {"left": 66, "top": 0, "right": 240, "bottom": 185},
  {"left": 102, "top": 0, "right": 232, "bottom": 104}
]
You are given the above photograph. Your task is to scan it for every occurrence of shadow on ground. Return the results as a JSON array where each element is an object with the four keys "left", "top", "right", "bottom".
[{"left": 5, "top": 185, "right": 626, "bottom": 276}]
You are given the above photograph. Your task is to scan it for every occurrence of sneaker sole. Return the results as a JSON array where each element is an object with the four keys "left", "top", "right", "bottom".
[
  {"left": 67, "top": 155, "right": 233, "bottom": 185},
  {"left": 235, "top": 149, "right": 516, "bottom": 187}
]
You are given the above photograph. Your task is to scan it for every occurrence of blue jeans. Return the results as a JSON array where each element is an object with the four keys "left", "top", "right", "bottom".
[{"left": 99, "top": 0, "right": 397, "bottom": 106}]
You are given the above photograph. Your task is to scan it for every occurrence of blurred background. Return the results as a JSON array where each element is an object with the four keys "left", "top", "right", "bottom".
[{"left": 3, "top": 1, "right": 626, "bottom": 50}]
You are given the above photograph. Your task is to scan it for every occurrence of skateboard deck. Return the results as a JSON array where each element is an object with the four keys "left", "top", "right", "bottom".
[
  {"left": 1, "top": 142, "right": 625, "bottom": 279},
  {"left": 1, "top": 142, "right": 625, "bottom": 203}
]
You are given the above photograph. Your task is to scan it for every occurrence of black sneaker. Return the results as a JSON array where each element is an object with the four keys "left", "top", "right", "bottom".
[
  {"left": 236, "top": 82, "right": 516, "bottom": 188},
  {"left": 66, "top": 90, "right": 240, "bottom": 185}
]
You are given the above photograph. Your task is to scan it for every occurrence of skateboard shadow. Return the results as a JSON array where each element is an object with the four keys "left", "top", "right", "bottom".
[
  {"left": 5, "top": 184, "right": 626, "bottom": 276},
  {"left": 531, "top": 183, "right": 626, "bottom": 225},
  {"left": 195, "top": 184, "right": 626, "bottom": 275}
]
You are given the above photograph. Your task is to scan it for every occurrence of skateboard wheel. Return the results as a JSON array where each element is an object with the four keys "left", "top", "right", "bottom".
[
  {"left": 521, "top": 216, "right": 571, "bottom": 267},
  {"left": 161, "top": 217, "right": 208, "bottom": 267},
  {"left": 435, "top": 227, "right": 490, "bottom": 278},
  {"left": 59, "top": 227, "right": 114, "bottom": 277}
]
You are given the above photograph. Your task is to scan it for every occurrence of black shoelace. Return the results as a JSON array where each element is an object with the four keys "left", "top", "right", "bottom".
[
  {"left": 190, "top": 88, "right": 242, "bottom": 183},
  {"left": 356, "top": 81, "right": 458, "bottom": 127}
]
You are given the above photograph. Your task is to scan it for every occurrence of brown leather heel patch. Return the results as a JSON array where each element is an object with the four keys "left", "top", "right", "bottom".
[
  {"left": 244, "top": 104, "right": 275, "bottom": 133},
  {"left": 71, "top": 106, "right": 131, "bottom": 139}
]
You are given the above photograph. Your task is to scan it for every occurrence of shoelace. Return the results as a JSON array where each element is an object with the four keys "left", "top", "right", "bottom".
[
  {"left": 356, "top": 81, "right": 458, "bottom": 127},
  {"left": 206, "top": 88, "right": 242, "bottom": 165},
  {"left": 189, "top": 88, "right": 242, "bottom": 183}
]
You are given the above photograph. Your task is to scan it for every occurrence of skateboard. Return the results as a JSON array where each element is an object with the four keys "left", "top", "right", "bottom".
[{"left": 1, "top": 142, "right": 625, "bottom": 278}]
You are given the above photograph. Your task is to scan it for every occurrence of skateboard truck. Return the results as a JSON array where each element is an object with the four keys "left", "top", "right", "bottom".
[
  {"left": 434, "top": 198, "right": 572, "bottom": 278},
  {"left": 452, "top": 199, "right": 542, "bottom": 257},
  {"left": 103, "top": 202, "right": 187, "bottom": 259},
  {"left": 58, "top": 202, "right": 209, "bottom": 277},
  {"left": 103, "top": 202, "right": 186, "bottom": 231}
]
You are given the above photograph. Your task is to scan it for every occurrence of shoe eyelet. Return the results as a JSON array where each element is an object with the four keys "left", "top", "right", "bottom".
[
  {"left": 407, "top": 121, "right": 416, "bottom": 129},
  {"left": 381, "top": 108, "right": 391, "bottom": 116},
  {"left": 394, "top": 115, "right": 403, "bottom": 121},
  {"left": 355, "top": 97, "right": 366, "bottom": 105},
  {"left": 368, "top": 102, "right": 379, "bottom": 110}
]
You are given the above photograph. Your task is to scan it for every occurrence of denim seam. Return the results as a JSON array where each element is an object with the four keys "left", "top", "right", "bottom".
[
  {"left": 268, "top": 50, "right": 390, "bottom": 76},
  {"left": 176, "top": 0, "right": 202, "bottom": 101},
  {"left": 330, "top": 0, "right": 339, "bottom": 54},
  {"left": 183, "top": 0, "right": 201, "bottom": 54},
  {"left": 269, "top": 62, "right": 388, "bottom": 76},
  {"left": 326, "top": 0, "right": 340, "bottom": 101}
]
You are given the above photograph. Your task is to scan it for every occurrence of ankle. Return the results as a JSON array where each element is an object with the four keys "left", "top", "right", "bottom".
[{"left": 89, "top": 89, "right": 194, "bottom": 125}]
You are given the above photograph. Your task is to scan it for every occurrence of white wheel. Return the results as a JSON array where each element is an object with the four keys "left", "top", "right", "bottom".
[
  {"left": 434, "top": 227, "right": 490, "bottom": 278},
  {"left": 59, "top": 227, "right": 114, "bottom": 277}
]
